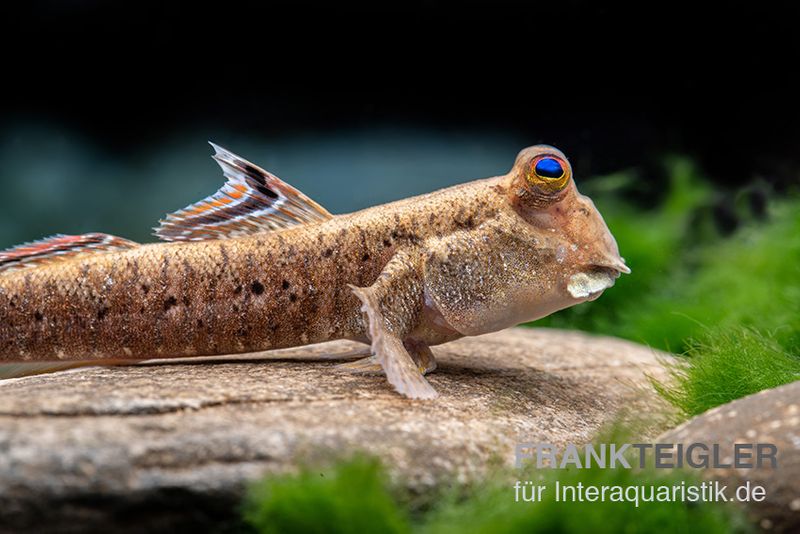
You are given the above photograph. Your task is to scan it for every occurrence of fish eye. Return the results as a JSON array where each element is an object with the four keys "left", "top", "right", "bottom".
[
  {"left": 526, "top": 155, "right": 570, "bottom": 193},
  {"left": 534, "top": 158, "right": 564, "bottom": 179}
]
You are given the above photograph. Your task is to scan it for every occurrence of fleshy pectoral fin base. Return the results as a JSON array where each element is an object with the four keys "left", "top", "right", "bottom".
[{"left": 349, "top": 284, "right": 438, "bottom": 400}]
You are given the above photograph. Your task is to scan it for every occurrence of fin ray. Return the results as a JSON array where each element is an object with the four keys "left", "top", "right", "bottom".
[
  {"left": 154, "top": 143, "right": 333, "bottom": 241},
  {"left": 0, "top": 233, "right": 139, "bottom": 274}
]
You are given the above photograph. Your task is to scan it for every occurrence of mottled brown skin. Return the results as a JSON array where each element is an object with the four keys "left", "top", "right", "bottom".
[
  {"left": 0, "top": 181, "right": 493, "bottom": 360},
  {"left": 0, "top": 145, "right": 628, "bottom": 399}
]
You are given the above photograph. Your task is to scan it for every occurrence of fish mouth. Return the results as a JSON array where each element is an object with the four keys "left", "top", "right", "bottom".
[
  {"left": 566, "top": 263, "right": 627, "bottom": 300},
  {"left": 595, "top": 256, "right": 631, "bottom": 275}
]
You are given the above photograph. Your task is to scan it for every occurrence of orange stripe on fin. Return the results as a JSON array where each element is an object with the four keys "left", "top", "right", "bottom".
[
  {"left": 0, "top": 233, "right": 139, "bottom": 274},
  {"left": 154, "top": 142, "right": 333, "bottom": 242}
]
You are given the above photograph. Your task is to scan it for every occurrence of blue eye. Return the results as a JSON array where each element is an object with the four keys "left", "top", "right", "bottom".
[{"left": 534, "top": 157, "right": 564, "bottom": 179}]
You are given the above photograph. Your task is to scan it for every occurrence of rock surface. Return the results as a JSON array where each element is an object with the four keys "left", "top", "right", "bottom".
[
  {"left": 658, "top": 381, "right": 800, "bottom": 533},
  {"left": 0, "top": 328, "right": 671, "bottom": 533}
]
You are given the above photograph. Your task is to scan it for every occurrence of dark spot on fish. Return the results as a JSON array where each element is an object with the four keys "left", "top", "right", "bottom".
[
  {"left": 236, "top": 325, "right": 250, "bottom": 337},
  {"left": 323, "top": 248, "right": 333, "bottom": 258},
  {"left": 251, "top": 281, "right": 265, "bottom": 295},
  {"left": 139, "top": 306, "right": 146, "bottom": 314},
  {"left": 141, "top": 284, "right": 150, "bottom": 294},
  {"left": 362, "top": 252, "right": 370, "bottom": 261},
  {"left": 383, "top": 238, "right": 392, "bottom": 247},
  {"left": 289, "top": 293, "right": 298, "bottom": 302},
  {"left": 97, "top": 307, "right": 108, "bottom": 320},
  {"left": 34, "top": 311, "right": 43, "bottom": 322},
  {"left": 234, "top": 284, "right": 243, "bottom": 294},
  {"left": 233, "top": 304, "right": 240, "bottom": 312},
  {"left": 457, "top": 216, "right": 475, "bottom": 229},
  {"left": 164, "top": 296, "right": 178, "bottom": 311},
  {"left": 196, "top": 318, "right": 204, "bottom": 328},
  {"left": 182, "top": 296, "right": 190, "bottom": 306},
  {"left": 282, "top": 280, "right": 290, "bottom": 290}
]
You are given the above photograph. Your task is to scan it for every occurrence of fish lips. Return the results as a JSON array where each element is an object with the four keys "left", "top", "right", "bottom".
[{"left": 567, "top": 260, "right": 630, "bottom": 301}]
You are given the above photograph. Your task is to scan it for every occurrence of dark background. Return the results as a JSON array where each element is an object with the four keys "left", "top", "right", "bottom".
[{"left": 2, "top": 1, "right": 799, "bottom": 246}]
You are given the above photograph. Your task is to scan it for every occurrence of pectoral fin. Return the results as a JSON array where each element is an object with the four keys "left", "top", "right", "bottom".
[
  {"left": 346, "top": 250, "right": 438, "bottom": 399},
  {"left": 337, "top": 343, "right": 437, "bottom": 376}
]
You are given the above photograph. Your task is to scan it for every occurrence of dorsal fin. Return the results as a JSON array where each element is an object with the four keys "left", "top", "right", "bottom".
[
  {"left": 154, "top": 143, "right": 333, "bottom": 242},
  {"left": 0, "top": 233, "right": 139, "bottom": 274}
]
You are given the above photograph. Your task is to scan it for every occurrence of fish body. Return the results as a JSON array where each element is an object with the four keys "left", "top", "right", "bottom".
[{"left": 0, "top": 144, "right": 629, "bottom": 398}]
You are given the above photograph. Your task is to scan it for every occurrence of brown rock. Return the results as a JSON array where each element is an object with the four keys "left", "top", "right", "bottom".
[
  {"left": 0, "top": 328, "right": 672, "bottom": 533},
  {"left": 657, "top": 381, "right": 800, "bottom": 533}
]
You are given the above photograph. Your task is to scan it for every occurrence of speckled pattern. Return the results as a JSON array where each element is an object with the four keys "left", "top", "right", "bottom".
[
  {"left": 0, "top": 179, "right": 497, "bottom": 361},
  {"left": 0, "top": 145, "right": 627, "bottom": 372},
  {"left": 0, "top": 328, "right": 673, "bottom": 532}
]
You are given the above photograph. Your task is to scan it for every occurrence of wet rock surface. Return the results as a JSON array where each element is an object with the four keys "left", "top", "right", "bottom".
[
  {"left": 0, "top": 328, "right": 672, "bottom": 533},
  {"left": 658, "top": 381, "right": 800, "bottom": 533}
]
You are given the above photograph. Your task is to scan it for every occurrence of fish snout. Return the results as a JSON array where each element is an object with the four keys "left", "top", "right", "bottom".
[
  {"left": 580, "top": 237, "right": 631, "bottom": 276},
  {"left": 566, "top": 252, "right": 630, "bottom": 300},
  {"left": 592, "top": 254, "right": 631, "bottom": 275},
  {"left": 568, "top": 193, "right": 630, "bottom": 275}
]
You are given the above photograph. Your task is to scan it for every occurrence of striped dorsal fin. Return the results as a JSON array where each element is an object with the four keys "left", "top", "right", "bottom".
[
  {"left": 0, "top": 233, "right": 139, "bottom": 274},
  {"left": 154, "top": 143, "right": 333, "bottom": 242}
]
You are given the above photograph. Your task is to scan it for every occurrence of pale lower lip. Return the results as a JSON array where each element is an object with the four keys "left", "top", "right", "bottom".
[{"left": 567, "top": 268, "right": 619, "bottom": 299}]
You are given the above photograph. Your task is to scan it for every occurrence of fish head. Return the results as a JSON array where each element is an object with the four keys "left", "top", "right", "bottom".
[{"left": 505, "top": 144, "right": 630, "bottom": 304}]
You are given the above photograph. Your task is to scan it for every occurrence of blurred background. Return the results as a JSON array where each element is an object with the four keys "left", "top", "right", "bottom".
[
  {"left": 2, "top": 0, "right": 799, "bottom": 356},
  {"left": 2, "top": 5, "right": 800, "bottom": 530},
  {"left": 3, "top": 1, "right": 800, "bottom": 249},
  {"left": 3, "top": 107, "right": 798, "bottom": 247}
]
